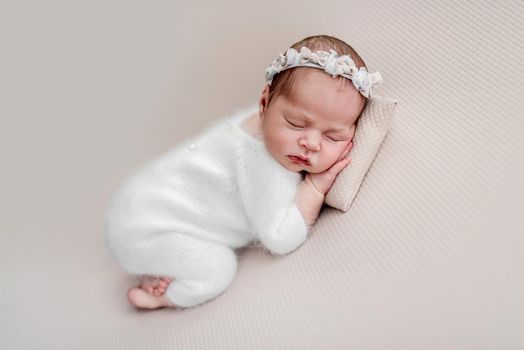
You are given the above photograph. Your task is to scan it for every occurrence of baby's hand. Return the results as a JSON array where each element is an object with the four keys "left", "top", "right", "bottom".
[{"left": 306, "top": 141, "right": 353, "bottom": 195}]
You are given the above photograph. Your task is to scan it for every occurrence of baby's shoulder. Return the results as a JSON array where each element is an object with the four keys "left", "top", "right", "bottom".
[{"left": 205, "top": 105, "right": 262, "bottom": 147}]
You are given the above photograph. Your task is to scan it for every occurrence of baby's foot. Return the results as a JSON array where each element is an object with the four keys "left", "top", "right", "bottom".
[
  {"left": 138, "top": 275, "right": 173, "bottom": 296},
  {"left": 127, "top": 286, "right": 176, "bottom": 310}
]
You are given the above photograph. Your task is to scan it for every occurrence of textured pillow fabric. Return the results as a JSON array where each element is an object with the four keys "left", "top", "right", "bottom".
[{"left": 325, "top": 96, "right": 398, "bottom": 212}]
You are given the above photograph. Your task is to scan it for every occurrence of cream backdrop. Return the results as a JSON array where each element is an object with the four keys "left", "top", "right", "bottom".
[{"left": 1, "top": 1, "right": 523, "bottom": 349}]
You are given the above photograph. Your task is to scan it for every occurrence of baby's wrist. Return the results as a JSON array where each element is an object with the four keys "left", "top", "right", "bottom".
[
  {"left": 304, "top": 175, "right": 325, "bottom": 197},
  {"left": 296, "top": 179, "right": 325, "bottom": 227}
]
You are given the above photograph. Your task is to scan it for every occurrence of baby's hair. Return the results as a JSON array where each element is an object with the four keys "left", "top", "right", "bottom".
[{"left": 267, "top": 34, "right": 369, "bottom": 111}]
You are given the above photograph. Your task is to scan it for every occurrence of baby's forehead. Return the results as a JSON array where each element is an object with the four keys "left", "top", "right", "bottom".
[{"left": 283, "top": 70, "right": 364, "bottom": 123}]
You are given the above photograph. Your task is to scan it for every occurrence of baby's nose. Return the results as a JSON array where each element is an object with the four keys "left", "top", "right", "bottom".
[{"left": 299, "top": 133, "right": 321, "bottom": 151}]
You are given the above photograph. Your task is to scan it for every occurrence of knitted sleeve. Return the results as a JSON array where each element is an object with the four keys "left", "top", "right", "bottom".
[{"left": 236, "top": 142, "right": 309, "bottom": 256}]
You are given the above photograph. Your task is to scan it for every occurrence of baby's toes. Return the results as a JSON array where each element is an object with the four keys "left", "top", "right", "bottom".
[
  {"left": 149, "top": 278, "right": 159, "bottom": 288},
  {"left": 140, "top": 276, "right": 156, "bottom": 289}
]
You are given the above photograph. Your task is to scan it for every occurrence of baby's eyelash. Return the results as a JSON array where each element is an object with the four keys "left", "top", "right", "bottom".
[
  {"left": 287, "top": 120, "right": 303, "bottom": 128},
  {"left": 325, "top": 135, "right": 347, "bottom": 142}
]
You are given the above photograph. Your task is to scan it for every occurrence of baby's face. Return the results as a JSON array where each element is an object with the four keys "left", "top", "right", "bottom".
[{"left": 259, "top": 68, "right": 365, "bottom": 174}]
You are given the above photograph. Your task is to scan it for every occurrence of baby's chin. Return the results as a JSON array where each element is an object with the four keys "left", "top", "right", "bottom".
[
  {"left": 288, "top": 163, "right": 331, "bottom": 174},
  {"left": 304, "top": 166, "right": 331, "bottom": 174}
]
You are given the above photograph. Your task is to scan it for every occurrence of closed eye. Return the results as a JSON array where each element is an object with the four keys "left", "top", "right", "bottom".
[
  {"left": 325, "top": 135, "right": 345, "bottom": 142},
  {"left": 286, "top": 119, "right": 304, "bottom": 128}
]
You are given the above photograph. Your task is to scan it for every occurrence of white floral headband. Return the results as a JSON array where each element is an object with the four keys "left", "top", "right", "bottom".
[{"left": 265, "top": 47, "right": 383, "bottom": 98}]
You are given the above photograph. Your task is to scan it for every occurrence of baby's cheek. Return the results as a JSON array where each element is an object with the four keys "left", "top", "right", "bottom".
[
  {"left": 325, "top": 145, "right": 345, "bottom": 164},
  {"left": 348, "top": 125, "right": 356, "bottom": 140}
]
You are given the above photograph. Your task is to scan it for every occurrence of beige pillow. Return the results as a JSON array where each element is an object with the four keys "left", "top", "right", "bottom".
[{"left": 324, "top": 96, "right": 398, "bottom": 212}]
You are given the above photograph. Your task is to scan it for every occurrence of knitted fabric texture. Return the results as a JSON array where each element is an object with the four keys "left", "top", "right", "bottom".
[{"left": 104, "top": 105, "right": 309, "bottom": 306}]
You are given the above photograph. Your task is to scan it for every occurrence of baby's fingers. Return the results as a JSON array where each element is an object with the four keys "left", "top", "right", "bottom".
[
  {"left": 330, "top": 156, "right": 352, "bottom": 176},
  {"left": 347, "top": 140, "right": 353, "bottom": 153},
  {"left": 339, "top": 141, "right": 353, "bottom": 161}
]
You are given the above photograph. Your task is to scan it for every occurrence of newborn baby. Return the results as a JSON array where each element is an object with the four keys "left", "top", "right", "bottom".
[{"left": 104, "top": 34, "right": 381, "bottom": 310}]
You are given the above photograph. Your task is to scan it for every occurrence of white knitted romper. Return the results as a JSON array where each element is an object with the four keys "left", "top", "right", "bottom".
[{"left": 104, "top": 105, "right": 309, "bottom": 308}]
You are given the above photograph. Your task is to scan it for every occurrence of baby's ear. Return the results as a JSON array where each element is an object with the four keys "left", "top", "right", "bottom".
[{"left": 258, "top": 85, "right": 270, "bottom": 117}]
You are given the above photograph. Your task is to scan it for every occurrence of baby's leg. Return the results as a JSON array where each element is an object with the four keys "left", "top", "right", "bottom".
[
  {"left": 163, "top": 236, "right": 238, "bottom": 309},
  {"left": 108, "top": 230, "right": 237, "bottom": 310}
]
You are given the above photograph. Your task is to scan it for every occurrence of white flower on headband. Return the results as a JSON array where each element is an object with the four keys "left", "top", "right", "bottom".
[
  {"left": 265, "top": 47, "right": 383, "bottom": 98},
  {"left": 286, "top": 48, "right": 300, "bottom": 66},
  {"left": 352, "top": 67, "right": 371, "bottom": 95},
  {"left": 324, "top": 53, "right": 338, "bottom": 75}
]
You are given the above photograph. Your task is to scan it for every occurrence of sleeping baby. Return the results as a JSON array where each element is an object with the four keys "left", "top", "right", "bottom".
[{"left": 104, "top": 34, "right": 382, "bottom": 310}]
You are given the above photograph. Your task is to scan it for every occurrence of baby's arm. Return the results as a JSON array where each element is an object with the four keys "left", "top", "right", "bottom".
[
  {"left": 237, "top": 145, "right": 309, "bottom": 256},
  {"left": 237, "top": 140, "right": 351, "bottom": 255},
  {"left": 296, "top": 141, "right": 353, "bottom": 226}
]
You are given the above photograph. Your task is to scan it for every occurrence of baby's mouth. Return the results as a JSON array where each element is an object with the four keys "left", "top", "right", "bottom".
[{"left": 288, "top": 155, "right": 310, "bottom": 166}]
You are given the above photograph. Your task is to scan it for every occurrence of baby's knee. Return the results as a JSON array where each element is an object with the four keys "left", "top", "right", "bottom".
[
  {"left": 167, "top": 246, "right": 238, "bottom": 307},
  {"left": 200, "top": 247, "right": 238, "bottom": 292}
]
